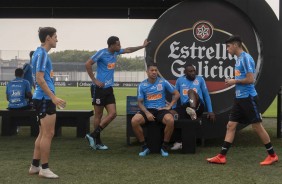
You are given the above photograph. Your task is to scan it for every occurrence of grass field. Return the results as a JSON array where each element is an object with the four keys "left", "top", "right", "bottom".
[
  {"left": 0, "top": 87, "right": 281, "bottom": 183},
  {"left": 0, "top": 86, "right": 278, "bottom": 117}
]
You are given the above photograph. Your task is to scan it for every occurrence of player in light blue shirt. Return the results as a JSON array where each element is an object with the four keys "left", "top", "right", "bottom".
[
  {"left": 207, "top": 35, "right": 278, "bottom": 165},
  {"left": 131, "top": 64, "right": 180, "bottom": 157},
  {"left": 85, "top": 36, "right": 150, "bottom": 150},
  {"left": 6, "top": 68, "right": 32, "bottom": 109},
  {"left": 29, "top": 27, "right": 65, "bottom": 179}
]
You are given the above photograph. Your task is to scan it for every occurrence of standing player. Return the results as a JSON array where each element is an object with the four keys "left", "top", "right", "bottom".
[
  {"left": 207, "top": 35, "right": 278, "bottom": 165},
  {"left": 28, "top": 27, "right": 66, "bottom": 178},
  {"left": 85, "top": 36, "right": 150, "bottom": 150},
  {"left": 131, "top": 64, "right": 180, "bottom": 157}
]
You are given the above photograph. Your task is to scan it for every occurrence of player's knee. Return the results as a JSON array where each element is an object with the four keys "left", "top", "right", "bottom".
[
  {"left": 109, "top": 112, "right": 117, "bottom": 120},
  {"left": 131, "top": 115, "right": 143, "bottom": 127},
  {"left": 163, "top": 114, "right": 174, "bottom": 126},
  {"left": 226, "top": 122, "right": 236, "bottom": 131}
]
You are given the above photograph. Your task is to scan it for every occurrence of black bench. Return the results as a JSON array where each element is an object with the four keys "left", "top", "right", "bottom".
[
  {"left": 0, "top": 109, "right": 93, "bottom": 138},
  {"left": 126, "top": 96, "right": 201, "bottom": 154}
]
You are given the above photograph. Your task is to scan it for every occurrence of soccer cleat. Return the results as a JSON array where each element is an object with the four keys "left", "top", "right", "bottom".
[
  {"left": 39, "top": 168, "right": 59, "bottom": 179},
  {"left": 171, "top": 142, "right": 182, "bottom": 150},
  {"left": 85, "top": 134, "right": 96, "bottom": 150},
  {"left": 160, "top": 148, "right": 169, "bottom": 157},
  {"left": 139, "top": 148, "right": 150, "bottom": 157},
  {"left": 260, "top": 154, "right": 278, "bottom": 166},
  {"left": 186, "top": 107, "right": 197, "bottom": 120},
  {"left": 29, "top": 164, "right": 41, "bottom": 175},
  {"left": 96, "top": 143, "right": 109, "bottom": 150},
  {"left": 206, "top": 154, "right": 226, "bottom": 164}
]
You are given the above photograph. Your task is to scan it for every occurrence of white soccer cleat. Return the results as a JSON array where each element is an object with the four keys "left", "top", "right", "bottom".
[
  {"left": 29, "top": 164, "right": 41, "bottom": 175},
  {"left": 186, "top": 107, "right": 197, "bottom": 120},
  {"left": 171, "top": 142, "right": 183, "bottom": 150},
  {"left": 39, "top": 168, "right": 59, "bottom": 179}
]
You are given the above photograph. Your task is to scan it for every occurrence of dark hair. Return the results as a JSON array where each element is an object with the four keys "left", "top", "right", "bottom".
[
  {"left": 185, "top": 63, "right": 195, "bottom": 69},
  {"left": 29, "top": 51, "right": 34, "bottom": 59},
  {"left": 146, "top": 63, "right": 157, "bottom": 70},
  {"left": 38, "top": 27, "right": 57, "bottom": 43},
  {"left": 15, "top": 68, "right": 24, "bottom": 77},
  {"left": 107, "top": 36, "right": 119, "bottom": 47},
  {"left": 225, "top": 35, "right": 242, "bottom": 47}
]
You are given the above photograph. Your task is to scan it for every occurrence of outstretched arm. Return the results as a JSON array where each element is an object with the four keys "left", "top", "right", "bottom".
[{"left": 123, "top": 39, "right": 151, "bottom": 54}]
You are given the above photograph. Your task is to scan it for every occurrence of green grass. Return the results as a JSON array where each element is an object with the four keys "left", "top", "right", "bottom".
[
  {"left": 0, "top": 117, "right": 281, "bottom": 184},
  {"left": 0, "top": 86, "right": 278, "bottom": 117}
]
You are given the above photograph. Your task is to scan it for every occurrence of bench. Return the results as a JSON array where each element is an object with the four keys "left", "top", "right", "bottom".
[
  {"left": 126, "top": 96, "right": 201, "bottom": 154},
  {"left": 0, "top": 109, "right": 93, "bottom": 138}
]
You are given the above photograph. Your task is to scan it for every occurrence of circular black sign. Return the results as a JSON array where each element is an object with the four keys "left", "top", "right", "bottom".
[{"left": 145, "top": 0, "right": 282, "bottom": 138}]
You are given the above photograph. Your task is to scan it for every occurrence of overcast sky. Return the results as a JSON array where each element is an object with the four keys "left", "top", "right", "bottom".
[{"left": 0, "top": 0, "right": 279, "bottom": 59}]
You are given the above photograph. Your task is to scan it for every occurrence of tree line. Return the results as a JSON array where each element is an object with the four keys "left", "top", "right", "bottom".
[{"left": 49, "top": 50, "right": 146, "bottom": 71}]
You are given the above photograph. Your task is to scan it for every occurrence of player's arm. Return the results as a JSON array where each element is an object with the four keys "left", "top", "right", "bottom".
[
  {"left": 226, "top": 72, "right": 254, "bottom": 86},
  {"left": 85, "top": 58, "right": 104, "bottom": 87},
  {"left": 166, "top": 90, "right": 180, "bottom": 110},
  {"left": 36, "top": 72, "right": 65, "bottom": 107},
  {"left": 25, "top": 82, "right": 32, "bottom": 101},
  {"left": 200, "top": 78, "right": 215, "bottom": 122},
  {"left": 122, "top": 39, "right": 151, "bottom": 54},
  {"left": 137, "top": 98, "right": 155, "bottom": 121}
]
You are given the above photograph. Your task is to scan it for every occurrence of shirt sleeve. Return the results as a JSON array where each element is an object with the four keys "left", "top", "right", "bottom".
[
  {"left": 35, "top": 51, "right": 48, "bottom": 72},
  {"left": 25, "top": 80, "right": 31, "bottom": 93},
  {"left": 242, "top": 55, "right": 254, "bottom": 74},
  {"left": 164, "top": 79, "right": 176, "bottom": 93},
  {"left": 137, "top": 83, "right": 144, "bottom": 100},
  {"left": 91, "top": 50, "right": 103, "bottom": 63}
]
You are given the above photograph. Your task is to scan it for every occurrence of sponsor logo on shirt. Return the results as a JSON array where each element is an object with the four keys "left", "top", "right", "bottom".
[
  {"left": 107, "top": 63, "right": 116, "bottom": 69},
  {"left": 193, "top": 79, "right": 199, "bottom": 85},
  {"left": 147, "top": 93, "right": 162, "bottom": 100}
]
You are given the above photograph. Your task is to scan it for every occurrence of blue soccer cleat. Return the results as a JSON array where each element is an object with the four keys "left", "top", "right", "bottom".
[
  {"left": 85, "top": 134, "right": 96, "bottom": 150},
  {"left": 139, "top": 148, "right": 150, "bottom": 157},
  {"left": 160, "top": 148, "right": 169, "bottom": 157}
]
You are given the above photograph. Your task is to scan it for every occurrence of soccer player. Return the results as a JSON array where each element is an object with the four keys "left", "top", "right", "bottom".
[
  {"left": 23, "top": 51, "right": 35, "bottom": 90},
  {"left": 207, "top": 35, "right": 278, "bottom": 165},
  {"left": 29, "top": 27, "right": 66, "bottom": 178},
  {"left": 131, "top": 64, "right": 180, "bottom": 157},
  {"left": 170, "top": 64, "right": 215, "bottom": 150},
  {"left": 85, "top": 36, "right": 150, "bottom": 150},
  {"left": 6, "top": 68, "right": 32, "bottom": 110}
]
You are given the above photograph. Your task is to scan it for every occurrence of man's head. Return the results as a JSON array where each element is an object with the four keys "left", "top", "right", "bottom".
[
  {"left": 15, "top": 68, "right": 24, "bottom": 78},
  {"left": 185, "top": 64, "right": 196, "bottom": 81},
  {"left": 107, "top": 36, "right": 121, "bottom": 52},
  {"left": 225, "top": 35, "right": 243, "bottom": 55},
  {"left": 38, "top": 27, "right": 57, "bottom": 48},
  {"left": 146, "top": 63, "right": 158, "bottom": 80}
]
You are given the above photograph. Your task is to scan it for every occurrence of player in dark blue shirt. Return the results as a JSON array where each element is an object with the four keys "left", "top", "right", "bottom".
[
  {"left": 85, "top": 36, "right": 150, "bottom": 150},
  {"left": 131, "top": 64, "right": 180, "bottom": 157},
  {"left": 6, "top": 68, "right": 32, "bottom": 110},
  {"left": 207, "top": 35, "right": 278, "bottom": 165}
]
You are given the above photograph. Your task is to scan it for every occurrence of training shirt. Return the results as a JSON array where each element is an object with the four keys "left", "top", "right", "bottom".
[
  {"left": 32, "top": 47, "right": 55, "bottom": 100},
  {"left": 234, "top": 52, "right": 257, "bottom": 98},
  {"left": 91, "top": 48, "right": 124, "bottom": 88},
  {"left": 6, "top": 77, "right": 31, "bottom": 108},
  {"left": 175, "top": 75, "right": 213, "bottom": 112},
  {"left": 137, "top": 77, "right": 176, "bottom": 109}
]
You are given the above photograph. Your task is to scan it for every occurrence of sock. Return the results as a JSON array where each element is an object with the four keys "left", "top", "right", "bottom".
[
  {"left": 264, "top": 142, "right": 275, "bottom": 155},
  {"left": 90, "top": 126, "right": 103, "bottom": 138},
  {"left": 162, "top": 141, "right": 170, "bottom": 150},
  {"left": 41, "top": 163, "right": 49, "bottom": 169},
  {"left": 32, "top": 159, "right": 40, "bottom": 167},
  {"left": 96, "top": 133, "right": 101, "bottom": 144},
  {"left": 220, "top": 141, "right": 232, "bottom": 156}
]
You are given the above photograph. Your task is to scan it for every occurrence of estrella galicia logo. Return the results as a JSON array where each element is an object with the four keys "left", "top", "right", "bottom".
[{"left": 193, "top": 21, "right": 214, "bottom": 42}]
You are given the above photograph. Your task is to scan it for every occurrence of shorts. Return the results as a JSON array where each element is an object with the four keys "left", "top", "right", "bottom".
[
  {"left": 138, "top": 109, "right": 172, "bottom": 124},
  {"left": 91, "top": 84, "right": 115, "bottom": 106},
  {"left": 173, "top": 100, "right": 205, "bottom": 119},
  {"left": 229, "top": 95, "right": 262, "bottom": 124},
  {"left": 33, "top": 99, "right": 56, "bottom": 120}
]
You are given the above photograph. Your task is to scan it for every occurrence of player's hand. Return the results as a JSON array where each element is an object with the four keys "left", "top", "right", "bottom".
[
  {"left": 145, "top": 112, "right": 155, "bottom": 121},
  {"left": 94, "top": 79, "right": 104, "bottom": 88},
  {"left": 225, "top": 78, "right": 236, "bottom": 86},
  {"left": 207, "top": 112, "right": 216, "bottom": 123},
  {"left": 52, "top": 96, "right": 66, "bottom": 109},
  {"left": 143, "top": 39, "right": 151, "bottom": 47}
]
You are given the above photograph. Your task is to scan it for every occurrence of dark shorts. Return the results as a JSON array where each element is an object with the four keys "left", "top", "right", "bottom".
[
  {"left": 33, "top": 99, "right": 56, "bottom": 120},
  {"left": 138, "top": 109, "right": 172, "bottom": 124},
  {"left": 173, "top": 100, "right": 205, "bottom": 119},
  {"left": 229, "top": 95, "right": 262, "bottom": 124},
  {"left": 91, "top": 84, "right": 116, "bottom": 106}
]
